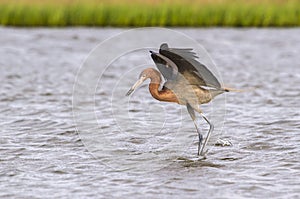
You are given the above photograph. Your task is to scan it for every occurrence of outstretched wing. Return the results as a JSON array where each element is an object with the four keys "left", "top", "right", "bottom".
[
  {"left": 158, "top": 43, "right": 221, "bottom": 89},
  {"left": 150, "top": 50, "right": 177, "bottom": 81}
]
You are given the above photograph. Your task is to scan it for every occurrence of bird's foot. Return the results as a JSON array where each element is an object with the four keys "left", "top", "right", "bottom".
[
  {"left": 197, "top": 146, "right": 208, "bottom": 158},
  {"left": 199, "top": 149, "right": 208, "bottom": 159},
  {"left": 215, "top": 138, "right": 232, "bottom": 147}
]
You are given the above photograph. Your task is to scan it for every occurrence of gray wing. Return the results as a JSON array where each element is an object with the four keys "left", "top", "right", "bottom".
[{"left": 159, "top": 43, "right": 221, "bottom": 89}]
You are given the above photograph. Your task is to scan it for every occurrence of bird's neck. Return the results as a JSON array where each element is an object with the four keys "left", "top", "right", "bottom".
[
  {"left": 148, "top": 73, "right": 161, "bottom": 100},
  {"left": 149, "top": 82, "right": 179, "bottom": 103},
  {"left": 145, "top": 68, "right": 179, "bottom": 103}
]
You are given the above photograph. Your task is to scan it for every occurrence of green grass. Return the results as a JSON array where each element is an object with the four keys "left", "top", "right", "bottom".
[{"left": 0, "top": 1, "right": 299, "bottom": 27}]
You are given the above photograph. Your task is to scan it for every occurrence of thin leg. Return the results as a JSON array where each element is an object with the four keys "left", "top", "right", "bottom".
[
  {"left": 192, "top": 119, "right": 203, "bottom": 156},
  {"left": 186, "top": 104, "right": 203, "bottom": 156},
  {"left": 199, "top": 113, "right": 214, "bottom": 156},
  {"left": 196, "top": 125, "right": 203, "bottom": 156}
]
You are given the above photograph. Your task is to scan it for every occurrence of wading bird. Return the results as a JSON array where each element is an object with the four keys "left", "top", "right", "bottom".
[{"left": 126, "top": 43, "right": 233, "bottom": 156}]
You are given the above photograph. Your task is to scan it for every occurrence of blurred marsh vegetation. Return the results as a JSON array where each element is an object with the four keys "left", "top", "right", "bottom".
[{"left": 0, "top": 0, "right": 299, "bottom": 27}]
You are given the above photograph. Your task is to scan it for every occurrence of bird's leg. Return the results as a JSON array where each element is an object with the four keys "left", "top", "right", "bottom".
[
  {"left": 193, "top": 119, "right": 203, "bottom": 156},
  {"left": 186, "top": 104, "right": 203, "bottom": 156},
  {"left": 196, "top": 125, "right": 203, "bottom": 156},
  {"left": 199, "top": 113, "right": 214, "bottom": 156}
]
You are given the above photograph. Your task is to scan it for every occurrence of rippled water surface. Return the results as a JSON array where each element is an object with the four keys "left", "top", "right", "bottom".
[{"left": 0, "top": 28, "right": 299, "bottom": 198}]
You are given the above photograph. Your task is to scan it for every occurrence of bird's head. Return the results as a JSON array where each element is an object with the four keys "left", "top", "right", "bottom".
[
  {"left": 126, "top": 50, "right": 164, "bottom": 96},
  {"left": 125, "top": 69, "right": 151, "bottom": 96},
  {"left": 126, "top": 68, "right": 161, "bottom": 96}
]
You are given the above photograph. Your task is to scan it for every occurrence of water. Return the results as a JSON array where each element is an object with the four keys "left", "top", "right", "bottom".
[{"left": 0, "top": 27, "right": 299, "bottom": 198}]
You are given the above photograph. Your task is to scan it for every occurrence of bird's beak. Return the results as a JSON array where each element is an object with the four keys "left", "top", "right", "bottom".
[{"left": 126, "top": 77, "right": 146, "bottom": 96}]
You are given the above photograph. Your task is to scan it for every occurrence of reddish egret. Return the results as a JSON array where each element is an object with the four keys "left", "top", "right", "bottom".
[{"left": 126, "top": 43, "right": 233, "bottom": 156}]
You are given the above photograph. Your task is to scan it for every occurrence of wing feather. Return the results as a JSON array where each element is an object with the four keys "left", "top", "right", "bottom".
[{"left": 158, "top": 43, "right": 221, "bottom": 89}]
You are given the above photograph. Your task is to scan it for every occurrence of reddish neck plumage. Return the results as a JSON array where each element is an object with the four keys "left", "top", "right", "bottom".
[{"left": 147, "top": 68, "right": 179, "bottom": 103}]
